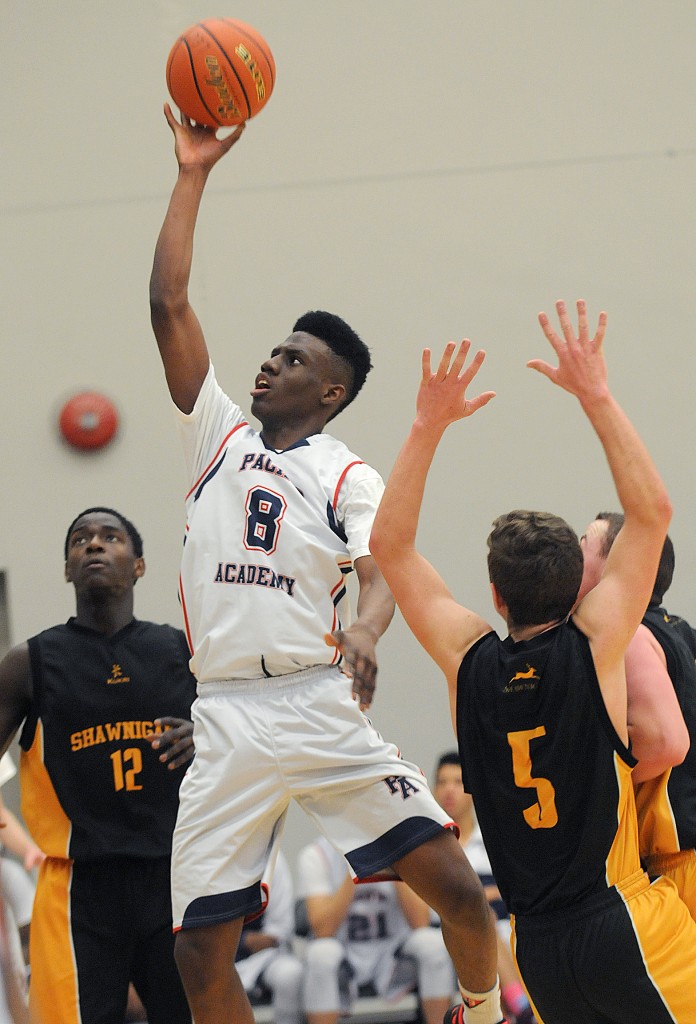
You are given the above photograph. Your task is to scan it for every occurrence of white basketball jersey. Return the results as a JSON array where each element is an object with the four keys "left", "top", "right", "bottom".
[{"left": 175, "top": 364, "right": 384, "bottom": 681}]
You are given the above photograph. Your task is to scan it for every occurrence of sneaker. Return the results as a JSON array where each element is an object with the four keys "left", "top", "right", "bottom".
[
  {"left": 442, "top": 1008, "right": 508, "bottom": 1024},
  {"left": 443, "top": 1007, "right": 465, "bottom": 1024}
]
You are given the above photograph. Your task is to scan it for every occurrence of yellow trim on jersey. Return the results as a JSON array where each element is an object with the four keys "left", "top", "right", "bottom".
[
  {"left": 634, "top": 770, "right": 680, "bottom": 858},
  {"left": 20, "top": 720, "right": 72, "bottom": 857},
  {"left": 30, "top": 858, "right": 80, "bottom": 1024},
  {"left": 644, "top": 850, "right": 696, "bottom": 922},
  {"left": 620, "top": 874, "right": 696, "bottom": 1021},
  {"left": 605, "top": 753, "right": 643, "bottom": 885}
]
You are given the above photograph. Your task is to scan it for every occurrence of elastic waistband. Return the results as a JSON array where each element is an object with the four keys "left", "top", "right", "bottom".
[
  {"left": 198, "top": 664, "right": 342, "bottom": 697},
  {"left": 513, "top": 870, "right": 650, "bottom": 931},
  {"left": 644, "top": 849, "right": 696, "bottom": 875}
]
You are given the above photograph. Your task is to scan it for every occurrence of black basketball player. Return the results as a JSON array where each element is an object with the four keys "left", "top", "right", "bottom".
[{"left": 0, "top": 507, "right": 197, "bottom": 1024}]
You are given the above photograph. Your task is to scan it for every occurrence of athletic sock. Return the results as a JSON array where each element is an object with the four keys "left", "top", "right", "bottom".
[{"left": 458, "top": 978, "right": 505, "bottom": 1024}]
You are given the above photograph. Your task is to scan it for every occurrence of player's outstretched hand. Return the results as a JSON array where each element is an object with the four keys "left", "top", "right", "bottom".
[
  {"left": 164, "top": 102, "right": 246, "bottom": 173},
  {"left": 416, "top": 339, "right": 495, "bottom": 433},
  {"left": 149, "top": 716, "right": 195, "bottom": 770},
  {"left": 325, "top": 627, "right": 377, "bottom": 711},
  {"left": 528, "top": 299, "right": 609, "bottom": 407}
]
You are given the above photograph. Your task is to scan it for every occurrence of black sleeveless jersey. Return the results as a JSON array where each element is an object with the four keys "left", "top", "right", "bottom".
[
  {"left": 456, "top": 619, "right": 640, "bottom": 917},
  {"left": 21, "top": 618, "right": 197, "bottom": 861},
  {"left": 636, "top": 605, "right": 696, "bottom": 854}
]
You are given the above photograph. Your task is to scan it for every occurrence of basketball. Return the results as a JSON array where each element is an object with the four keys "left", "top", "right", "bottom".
[{"left": 166, "top": 18, "right": 275, "bottom": 128}]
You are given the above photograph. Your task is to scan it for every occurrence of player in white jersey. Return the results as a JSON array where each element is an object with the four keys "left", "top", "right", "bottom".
[
  {"left": 177, "top": 366, "right": 385, "bottom": 681},
  {"left": 150, "top": 105, "right": 504, "bottom": 1024},
  {"left": 298, "top": 836, "right": 454, "bottom": 1024}
]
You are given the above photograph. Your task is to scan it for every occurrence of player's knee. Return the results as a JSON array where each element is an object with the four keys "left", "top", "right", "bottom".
[
  {"left": 403, "top": 927, "right": 454, "bottom": 998},
  {"left": 303, "top": 937, "right": 345, "bottom": 1013},
  {"left": 268, "top": 954, "right": 304, "bottom": 1005},
  {"left": 304, "top": 936, "right": 344, "bottom": 979},
  {"left": 405, "top": 926, "right": 448, "bottom": 968},
  {"left": 435, "top": 868, "right": 491, "bottom": 931}
]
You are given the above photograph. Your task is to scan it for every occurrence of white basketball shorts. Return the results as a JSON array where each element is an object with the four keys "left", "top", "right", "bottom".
[{"left": 171, "top": 666, "right": 454, "bottom": 929}]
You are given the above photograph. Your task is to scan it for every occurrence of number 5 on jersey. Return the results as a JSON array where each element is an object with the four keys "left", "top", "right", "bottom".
[{"left": 508, "top": 727, "right": 558, "bottom": 829}]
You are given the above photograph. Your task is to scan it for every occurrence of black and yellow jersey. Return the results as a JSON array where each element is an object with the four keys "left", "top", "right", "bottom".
[
  {"left": 21, "top": 618, "right": 196, "bottom": 860},
  {"left": 635, "top": 604, "right": 696, "bottom": 856},
  {"left": 456, "top": 619, "right": 640, "bottom": 917}
]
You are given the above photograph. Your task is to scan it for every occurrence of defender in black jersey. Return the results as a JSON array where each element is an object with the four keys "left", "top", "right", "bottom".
[
  {"left": 0, "top": 507, "right": 197, "bottom": 1024},
  {"left": 372, "top": 301, "right": 696, "bottom": 1022},
  {"left": 581, "top": 514, "right": 696, "bottom": 922}
]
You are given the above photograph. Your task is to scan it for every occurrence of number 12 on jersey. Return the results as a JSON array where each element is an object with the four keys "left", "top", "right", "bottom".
[{"left": 110, "top": 748, "right": 143, "bottom": 792}]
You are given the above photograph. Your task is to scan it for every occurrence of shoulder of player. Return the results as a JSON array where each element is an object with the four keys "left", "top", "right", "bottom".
[
  {"left": 129, "top": 620, "right": 190, "bottom": 647},
  {"left": 178, "top": 362, "right": 250, "bottom": 434},
  {"left": 300, "top": 437, "right": 380, "bottom": 489}
]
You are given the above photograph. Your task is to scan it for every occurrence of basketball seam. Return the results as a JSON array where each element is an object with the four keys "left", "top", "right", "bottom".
[
  {"left": 199, "top": 22, "right": 251, "bottom": 120},
  {"left": 183, "top": 36, "right": 222, "bottom": 126},
  {"left": 221, "top": 18, "right": 276, "bottom": 89}
]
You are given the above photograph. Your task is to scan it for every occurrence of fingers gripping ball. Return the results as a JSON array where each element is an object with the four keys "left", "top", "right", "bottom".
[
  {"left": 59, "top": 392, "right": 119, "bottom": 450},
  {"left": 166, "top": 18, "right": 275, "bottom": 127}
]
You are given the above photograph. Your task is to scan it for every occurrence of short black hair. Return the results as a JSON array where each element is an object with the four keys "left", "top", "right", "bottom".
[
  {"left": 436, "top": 750, "right": 461, "bottom": 772},
  {"left": 292, "top": 310, "right": 372, "bottom": 417},
  {"left": 595, "top": 511, "right": 674, "bottom": 606},
  {"left": 64, "top": 507, "right": 143, "bottom": 559}
]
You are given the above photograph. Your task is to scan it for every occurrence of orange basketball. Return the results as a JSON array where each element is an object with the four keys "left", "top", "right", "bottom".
[{"left": 166, "top": 18, "right": 275, "bottom": 127}]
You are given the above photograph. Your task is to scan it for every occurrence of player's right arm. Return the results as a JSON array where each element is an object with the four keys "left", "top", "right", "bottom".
[
  {"left": 396, "top": 882, "right": 432, "bottom": 930},
  {"left": 149, "top": 104, "right": 245, "bottom": 413},
  {"left": 0, "top": 643, "right": 32, "bottom": 759},
  {"left": 298, "top": 843, "right": 355, "bottom": 939},
  {"left": 304, "top": 871, "right": 355, "bottom": 939},
  {"left": 529, "top": 301, "right": 672, "bottom": 738}
]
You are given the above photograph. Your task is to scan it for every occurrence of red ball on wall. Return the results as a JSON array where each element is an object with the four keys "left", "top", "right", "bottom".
[{"left": 59, "top": 392, "right": 119, "bottom": 450}]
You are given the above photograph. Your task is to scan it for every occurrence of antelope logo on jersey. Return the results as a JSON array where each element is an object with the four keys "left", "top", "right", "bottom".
[
  {"left": 383, "top": 776, "right": 420, "bottom": 799},
  {"left": 106, "top": 663, "right": 130, "bottom": 685},
  {"left": 504, "top": 663, "right": 540, "bottom": 693}
]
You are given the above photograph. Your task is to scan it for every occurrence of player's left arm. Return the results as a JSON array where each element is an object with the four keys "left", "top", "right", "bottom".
[
  {"left": 149, "top": 716, "right": 194, "bottom": 770},
  {"left": 370, "top": 341, "right": 495, "bottom": 724},
  {"left": 625, "top": 624, "right": 689, "bottom": 783},
  {"left": 326, "top": 555, "right": 395, "bottom": 711}
]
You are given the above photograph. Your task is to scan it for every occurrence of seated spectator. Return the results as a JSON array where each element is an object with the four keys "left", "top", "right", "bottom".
[
  {"left": 297, "top": 835, "right": 453, "bottom": 1024},
  {"left": 236, "top": 851, "right": 304, "bottom": 1024},
  {"left": 433, "top": 752, "right": 536, "bottom": 1024}
]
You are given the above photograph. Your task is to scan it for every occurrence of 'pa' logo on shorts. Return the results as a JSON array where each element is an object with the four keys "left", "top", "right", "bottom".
[{"left": 383, "top": 776, "right": 420, "bottom": 799}]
